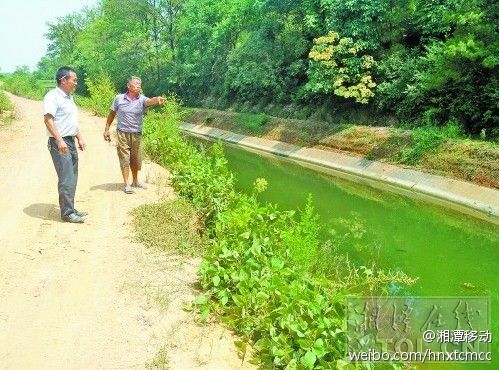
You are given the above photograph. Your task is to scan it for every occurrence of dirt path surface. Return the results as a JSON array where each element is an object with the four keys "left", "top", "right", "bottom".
[{"left": 0, "top": 94, "right": 253, "bottom": 370}]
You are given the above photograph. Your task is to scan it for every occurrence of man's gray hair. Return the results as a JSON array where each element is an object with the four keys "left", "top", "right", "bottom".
[{"left": 128, "top": 76, "right": 142, "bottom": 83}]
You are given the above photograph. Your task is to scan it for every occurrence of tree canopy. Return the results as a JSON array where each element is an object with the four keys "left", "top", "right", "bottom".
[{"left": 38, "top": 0, "right": 498, "bottom": 137}]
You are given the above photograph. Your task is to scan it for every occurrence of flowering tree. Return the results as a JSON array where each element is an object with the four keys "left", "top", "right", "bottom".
[{"left": 307, "top": 31, "right": 376, "bottom": 104}]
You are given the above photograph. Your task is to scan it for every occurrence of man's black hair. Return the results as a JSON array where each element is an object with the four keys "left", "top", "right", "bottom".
[{"left": 55, "top": 66, "right": 77, "bottom": 85}]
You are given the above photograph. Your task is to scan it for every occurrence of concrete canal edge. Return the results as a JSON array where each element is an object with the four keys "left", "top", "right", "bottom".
[{"left": 181, "top": 123, "right": 499, "bottom": 225}]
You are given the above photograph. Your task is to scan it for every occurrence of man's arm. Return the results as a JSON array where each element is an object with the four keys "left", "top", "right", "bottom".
[
  {"left": 44, "top": 114, "right": 68, "bottom": 154},
  {"left": 103, "top": 110, "right": 116, "bottom": 141},
  {"left": 144, "top": 96, "right": 165, "bottom": 107}
]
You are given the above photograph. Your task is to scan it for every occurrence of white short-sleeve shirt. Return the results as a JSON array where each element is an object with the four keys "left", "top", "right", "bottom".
[{"left": 43, "top": 87, "right": 79, "bottom": 137}]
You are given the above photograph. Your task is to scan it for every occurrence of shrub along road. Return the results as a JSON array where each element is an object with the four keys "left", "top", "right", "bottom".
[{"left": 0, "top": 94, "right": 252, "bottom": 369}]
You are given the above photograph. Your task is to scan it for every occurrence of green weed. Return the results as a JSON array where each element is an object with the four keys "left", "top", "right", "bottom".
[
  {"left": 146, "top": 346, "right": 170, "bottom": 369},
  {"left": 233, "top": 112, "right": 269, "bottom": 133}
]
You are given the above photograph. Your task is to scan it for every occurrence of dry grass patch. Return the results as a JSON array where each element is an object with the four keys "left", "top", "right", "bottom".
[
  {"left": 131, "top": 198, "right": 207, "bottom": 256},
  {"left": 421, "top": 140, "right": 499, "bottom": 188}
]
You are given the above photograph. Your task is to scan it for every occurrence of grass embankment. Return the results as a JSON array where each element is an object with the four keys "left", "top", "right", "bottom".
[
  {"left": 132, "top": 100, "right": 416, "bottom": 369},
  {"left": 185, "top": 109, "right": 499, "bottom": 189}
]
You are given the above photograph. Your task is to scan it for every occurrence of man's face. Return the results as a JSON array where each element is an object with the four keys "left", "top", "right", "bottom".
[
  {"left": 127, "top": 79, "right": 142, "bottom": 95},
  {"left": 60, "top": 71, "right": 78, "bottom": 93}
]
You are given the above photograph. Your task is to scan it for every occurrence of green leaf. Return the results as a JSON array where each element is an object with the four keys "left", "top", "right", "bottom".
[
  {"left": 193, "top": 295, "right": 208, "bottom": 305},
  {"left": 212, "top": 275, "right": 221, "bottom": 287},
  {"left": 240, "top": 231, "right": 251, "bottom": 239},
  {"left": 297, "top": 338, "right": 313, "bottom": 349},
  {"left": 300, "top": 351, "right": 317, "bottom": 369},
  {"left": 199, "top": 307, "right": 210, "bottom": 322},
  {"left": 312, "top": 338, "right": 327, "bottom": 357}
]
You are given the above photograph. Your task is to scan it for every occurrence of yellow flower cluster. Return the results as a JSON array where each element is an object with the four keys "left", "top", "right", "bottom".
[
  {"left": 309, "top": 31, "right": 377, "bottom": 104},
  {"left": 309, "top": 45, "right": 334, "bottom": 61},
  {"left": 314, "top": 31, "right": 339, "bottom": 45},
  {"left": 334, "top": 77, "right": 375, "bottom": 104},
  {"left": 362, "top": 55, "right": 375, "bottom": 69}
]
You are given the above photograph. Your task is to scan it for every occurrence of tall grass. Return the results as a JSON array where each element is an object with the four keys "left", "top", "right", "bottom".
[{"left": 396, "top": 122, "right": 462, "bottom": 164}]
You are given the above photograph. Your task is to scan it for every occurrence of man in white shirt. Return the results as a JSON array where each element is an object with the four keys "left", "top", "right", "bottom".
[{"left": 43, "top": 66, "right": 87, "bottom": 223}]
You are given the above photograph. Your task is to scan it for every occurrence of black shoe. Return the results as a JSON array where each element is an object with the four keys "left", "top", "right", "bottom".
[
  {"left": 74, "top": 210, "right": 88, "bottom": 217},
  {"left": 63, "top": 213, "right": 85, "bottom": 223}
]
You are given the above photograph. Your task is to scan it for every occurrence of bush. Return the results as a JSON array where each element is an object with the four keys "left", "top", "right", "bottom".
[
  {"left": 0, "top": 90, "right": 15, "bottom": 124},
  {"left": 2, "top": 70, "right": 45, "bottom": 100},
  {"left": 83, "top": 72, "right": 117, "bottom": 116},
  {"left": 0, "top": 90, "right": 13, "bottom": 113}
]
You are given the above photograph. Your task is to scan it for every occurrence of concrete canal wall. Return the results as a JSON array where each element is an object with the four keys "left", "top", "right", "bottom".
[{"left": 181, "top": 122, "right": 499, "bottom": 225}]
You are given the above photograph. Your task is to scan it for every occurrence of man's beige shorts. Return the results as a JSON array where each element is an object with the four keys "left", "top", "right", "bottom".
[{"left": 116, "top": 130, "right": 143, "bottom": 170}]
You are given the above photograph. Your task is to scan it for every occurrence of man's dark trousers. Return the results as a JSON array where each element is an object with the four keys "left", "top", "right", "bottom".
[{"left": 48, "top": 136, "right": 78, "bottom": 218}]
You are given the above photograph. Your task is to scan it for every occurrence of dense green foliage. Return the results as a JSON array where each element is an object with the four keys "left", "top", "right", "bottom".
[
  {"left": 0, "top": 90, "right": 13, "bottom": 113},
  {"left": 0, "top": 89, "right": 15, "bottom": 125},
  {"left": 141, "top": 98, "right": 415, "bottom": 368},
  {"left": 74, "top": 73, "right": 117, "bottom": 116},
  {"left": 36, "top": 0, "right": 497, "bottom": 138},
  {"left": 2, "top": 68, "right": 46, "bottom": 100}
]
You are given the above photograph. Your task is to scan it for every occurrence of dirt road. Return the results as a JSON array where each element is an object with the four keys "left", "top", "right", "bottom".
[{"left": 0, "top": 94, "right": 252, "bottom": 369}]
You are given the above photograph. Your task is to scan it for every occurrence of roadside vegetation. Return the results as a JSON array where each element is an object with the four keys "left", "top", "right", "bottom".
[
  {"left": 133, "top": 98, "right": 417, "bottom": 368},
  {"left": 131, "top": 198, "right": 207, "bottom": 257},
  {"left": 0, "top": 89, "right": 15, "bottom": 126},
  {"left": 3, "top": 0, "right": 496, "bottom": 364},
  {"left": 1, "top": 68, "right": 46, "bottom": 100}
]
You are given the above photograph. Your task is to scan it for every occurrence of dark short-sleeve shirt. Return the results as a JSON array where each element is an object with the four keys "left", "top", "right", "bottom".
[{"left": 111, "top": 93, "right": 148, "bottom": 133}]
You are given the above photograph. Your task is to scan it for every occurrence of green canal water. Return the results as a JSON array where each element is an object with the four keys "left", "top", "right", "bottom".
[{"left": 190, "top": 137, "right": 498, "bottom": 369}]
